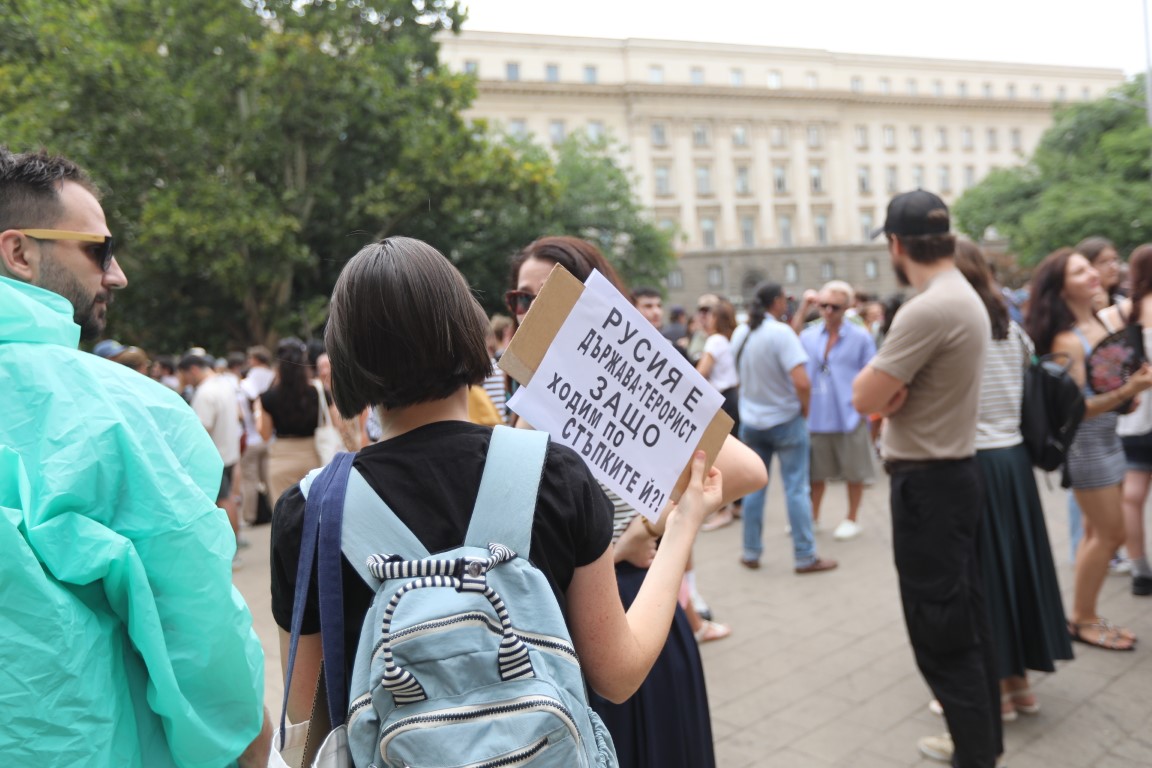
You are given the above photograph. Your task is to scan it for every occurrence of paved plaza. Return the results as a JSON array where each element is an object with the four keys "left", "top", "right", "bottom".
[{"left": 234, "top": 464, "right": 1152, "bottom": 767}]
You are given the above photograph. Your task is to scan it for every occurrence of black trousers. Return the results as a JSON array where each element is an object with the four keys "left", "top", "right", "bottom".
[{"left": 889, "top": 458, "right": 1002, "bottom": 768}]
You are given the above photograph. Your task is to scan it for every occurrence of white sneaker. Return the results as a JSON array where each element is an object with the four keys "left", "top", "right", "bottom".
[
  {"left": 833, "top": 519, "right": 861, "bottom": 540},
  {"left": 917, "top": 733, "right": 953, "bottom": 763}
]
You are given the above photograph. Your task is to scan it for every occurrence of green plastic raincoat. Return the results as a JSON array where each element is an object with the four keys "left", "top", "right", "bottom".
[{"left": 0, "top": 276, "right": 264, "bottom": 766}]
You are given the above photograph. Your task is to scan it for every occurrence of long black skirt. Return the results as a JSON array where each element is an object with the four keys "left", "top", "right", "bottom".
[
  {"left": 977, "top": 444, "right": 1074, "bottom": 678},
  {"left": 589, "top": 563, "right": 716, "bottom": 768}
]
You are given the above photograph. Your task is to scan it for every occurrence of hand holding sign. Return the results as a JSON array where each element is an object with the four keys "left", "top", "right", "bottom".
[{"left": 502, "top": 265, "right": 732, "bottom": 521}]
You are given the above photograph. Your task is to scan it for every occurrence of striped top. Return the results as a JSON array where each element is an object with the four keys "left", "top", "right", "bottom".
[
  {"left": 603, "top": 484, "right": 636, "bottom": 543},
  {"left": 483, "top": 359, "right": 507, "bottom": 423},
  {"left": 976, "top": 321, "right": 1032, "bottom": 450}
]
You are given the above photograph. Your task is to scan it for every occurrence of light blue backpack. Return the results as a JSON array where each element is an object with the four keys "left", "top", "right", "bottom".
[{"left": 283, "top": 426, "right": 618, "bottom": 768}]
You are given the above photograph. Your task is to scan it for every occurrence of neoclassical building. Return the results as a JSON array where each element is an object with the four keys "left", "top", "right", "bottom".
[{"left": 438, "top": 31, "right": 1124, "bottom": 305}]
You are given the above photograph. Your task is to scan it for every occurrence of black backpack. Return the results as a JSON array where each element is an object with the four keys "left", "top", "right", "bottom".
[{"left": 1020, "top": 354, "right": 1086, "bottom": 473}]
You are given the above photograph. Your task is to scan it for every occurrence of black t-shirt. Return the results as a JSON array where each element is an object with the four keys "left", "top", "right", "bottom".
[
  {"left": 270, "top": 421, "right": 614, "bottom": 667},
  {"left": 260, "top": 385, "right": 321, "bottom": 437}
]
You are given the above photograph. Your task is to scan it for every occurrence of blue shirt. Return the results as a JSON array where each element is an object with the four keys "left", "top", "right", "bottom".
[
  {"left": 800, "top": 320, "right": 876, "bottom": 434},
  {"left": 738, "top": 315, "right": 809, "bottom": 430}
]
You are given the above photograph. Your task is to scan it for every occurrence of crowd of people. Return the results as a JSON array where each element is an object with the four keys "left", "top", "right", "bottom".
[{"left": 3, "top": 142, "right": 1150, "bottom": 768}]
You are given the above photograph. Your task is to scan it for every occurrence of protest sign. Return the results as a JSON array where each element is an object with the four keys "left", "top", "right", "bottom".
[{"left": 502, "top": 266, "right": 732, "bottom": 521}]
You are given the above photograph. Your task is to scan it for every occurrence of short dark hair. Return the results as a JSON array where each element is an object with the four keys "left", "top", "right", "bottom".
[
  {"left": 510, "top": 236, "right": 628, "bottom": 293},
  {"left": 0, "top": 147, "right": 100, "bottom": 231},
  {"left": 247, "top": 345, "right": 271, "bottom": 366},
  {"left": 176, "top": 354, "right": 210, "bottom": 371},
  {"left": 226, "top": 351, "right": 247, "bottom": 371},
  {"left": 892, "top": 232, "right": 957, "bottom": 265},
  {"left": 631, "top": 286, "right": 661, "bottom": 304},
  {"left": 326, "top": 237, "right": 491, "bottom": 417}
]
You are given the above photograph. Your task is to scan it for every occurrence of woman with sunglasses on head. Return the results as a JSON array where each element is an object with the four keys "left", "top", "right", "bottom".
[
  {"left": 1025, "top": 247, "right": 1152, "bottom": 651},
  {"left": 272, "top": 237, "right": 725, "bottom": 740},
  {"left": 509, "top": 235, "right": 765, "bottom": 768}
]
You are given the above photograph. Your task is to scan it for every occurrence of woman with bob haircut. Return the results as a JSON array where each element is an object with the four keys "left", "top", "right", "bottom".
[
  {"left": 510, "top": 235, "right": 766, "bottom": 768},
  {"left": 1025, "top": 247, "right": 1152, "bottom": 651},
  {"left": 270, "top": 236, "right": 724, "bottom": 731}
]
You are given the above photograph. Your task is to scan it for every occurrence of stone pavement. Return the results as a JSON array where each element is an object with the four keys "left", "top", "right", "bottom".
[{"left": 233, "top": 465, "right": 1152, "bottom": 767}]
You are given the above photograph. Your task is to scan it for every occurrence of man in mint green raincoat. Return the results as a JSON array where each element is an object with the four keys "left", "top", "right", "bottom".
[{"left": 0, "top": 148, "right": 268, "bottom": 766}]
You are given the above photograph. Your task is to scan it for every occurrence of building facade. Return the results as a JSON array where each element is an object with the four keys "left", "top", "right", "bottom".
[{"left": 439, "top": 31, "right": 1124, "bottom": 306}]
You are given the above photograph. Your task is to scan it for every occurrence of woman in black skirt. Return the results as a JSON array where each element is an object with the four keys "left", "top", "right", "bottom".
[{"left": 954, "top": 241, "right": 1072, "bottom": 719}]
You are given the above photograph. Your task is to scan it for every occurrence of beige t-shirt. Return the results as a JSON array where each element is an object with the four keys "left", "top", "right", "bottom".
[{"left": 871, "top": 268, "right": 989, "bottom": 460}]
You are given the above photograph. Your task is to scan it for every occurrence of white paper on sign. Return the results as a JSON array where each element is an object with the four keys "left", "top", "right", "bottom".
[{"left": 507, "top": 271, "right": 725, "bottom": 521}]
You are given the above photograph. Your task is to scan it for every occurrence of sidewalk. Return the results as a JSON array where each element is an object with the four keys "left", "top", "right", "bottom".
[{"left": 233, "top": 466, "right": 1152, "bottom": 767}]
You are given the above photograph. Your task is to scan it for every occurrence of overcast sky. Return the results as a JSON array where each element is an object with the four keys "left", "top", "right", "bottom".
[{"left": 463, "top": 0, "right": 1150, "bottom": 76}]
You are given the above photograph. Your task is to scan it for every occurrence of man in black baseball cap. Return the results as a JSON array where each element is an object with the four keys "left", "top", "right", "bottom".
[
  {"left": 854, "top": 190, "right": 1001, "bottom": 766},
  {"left": 872, "top": 189, "right": 952, "bottom": 286}
]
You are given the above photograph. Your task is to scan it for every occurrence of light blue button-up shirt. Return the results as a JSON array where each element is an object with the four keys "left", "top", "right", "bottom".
[{"left": 800, "top": 319, "right": 877, "bottom": 434}]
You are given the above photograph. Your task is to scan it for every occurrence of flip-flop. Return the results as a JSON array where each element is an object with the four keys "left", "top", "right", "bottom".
[{"left": 1069, "top": 620, "right": 1137, "bottom": 651}]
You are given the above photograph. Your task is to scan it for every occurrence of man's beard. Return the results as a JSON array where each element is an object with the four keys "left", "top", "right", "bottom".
[
  {"left": 37, "top": 257, "right": 111, "bottom": 340},
  {"left": 891, "top": 255, "right": 910, "bottom": 287}
]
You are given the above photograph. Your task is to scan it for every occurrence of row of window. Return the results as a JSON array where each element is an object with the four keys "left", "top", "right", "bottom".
[
  {"left": 686, "top": 257, "right": 881, "bottom": 292},
  {"left": 667, "top": 208, "right": 885, "bottom": 250},
  {"left": 855, "top": 125, "right": 1022, "bottom": 152},
  {"left": 651, "top": 121, "right": 1023, "bottom": 153},
  {"left": 507, "top": 119, "right": 606, "bottom": 144},
  {"left": 471, "top": 59, "right": 1092, "bottom": 102},
  {"left": 655, "top": 161, "right": 983, "bottom": 198}
]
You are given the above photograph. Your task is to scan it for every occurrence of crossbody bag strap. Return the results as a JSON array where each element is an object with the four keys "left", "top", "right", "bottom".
[
  {"left": 464, "top": 425, "right": 549, "bottom": 558},
  {"left": 279, "top": 451, "right": 356, "bottom": 744}
]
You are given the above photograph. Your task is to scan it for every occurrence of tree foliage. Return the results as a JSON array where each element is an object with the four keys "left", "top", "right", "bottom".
[
  {"left": 953, "top": 78, "right": 1152, "bottom": 265},
  {"left": 0, "top": 0, "right": 671, "bottom": 352}
]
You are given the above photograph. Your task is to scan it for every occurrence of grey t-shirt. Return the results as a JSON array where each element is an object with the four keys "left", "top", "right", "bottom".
[{"left": 870, "top": 268, "right": 989, "bottom": 460}]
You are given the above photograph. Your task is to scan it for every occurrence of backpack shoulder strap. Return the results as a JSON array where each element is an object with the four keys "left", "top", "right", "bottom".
[
  {"left": 464, "top": 425, "right": 549, "bottom": 557},
  {"left": 341, "top": 468, "right": 431, "bottom": 586}
]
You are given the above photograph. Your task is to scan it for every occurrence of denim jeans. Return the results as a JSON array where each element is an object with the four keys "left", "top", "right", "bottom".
[{"left": 740, "top": 414, "right": 817, "bottom": 567}]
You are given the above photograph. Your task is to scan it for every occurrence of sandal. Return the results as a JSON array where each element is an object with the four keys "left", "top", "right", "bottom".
[
  {"left": 1068, "top": 619, "right": 1137, "bottom": 651},
  {"left": 1007, "top": 686, "right": 1040, "bottom": 715},
  {"left": 694, "top": 619, "right": 732, "bottom": 644},
  {"left": 999, "top": 693, "right": 1019, "bottom": 722}
]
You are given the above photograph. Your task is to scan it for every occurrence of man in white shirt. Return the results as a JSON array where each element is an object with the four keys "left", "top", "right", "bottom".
[
  {"left": 239, "top": 345, "right": 275, "bottom": 524},
  {"left": 179, "top": 354, "right": 243, "bottom": 542}
]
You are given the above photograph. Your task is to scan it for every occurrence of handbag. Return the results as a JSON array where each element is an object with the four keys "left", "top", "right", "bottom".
[{"left": 312, "top": 381, "right": 343, "bottom": 467}]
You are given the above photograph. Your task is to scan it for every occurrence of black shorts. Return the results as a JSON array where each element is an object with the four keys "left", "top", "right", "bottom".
[{"left": 217, "top": 464, "right": 236, "bottom": 502}]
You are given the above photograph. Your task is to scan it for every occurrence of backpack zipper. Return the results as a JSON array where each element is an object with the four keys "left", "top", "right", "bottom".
[
  {"left": 373, "top": 612, "right": 580, "bottom": 664},
  {"left": 378, "top": 695, "right": 582, "bottom": 767},
  {"left": 467, "top": 735, "right": 550, "bottom": 767}
]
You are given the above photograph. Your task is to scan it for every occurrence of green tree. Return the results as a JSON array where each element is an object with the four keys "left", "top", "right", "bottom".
[
  {"left": 953, "top": 77, "right": 1152, "bottom": 265},
  {"left": 1, "top": 1, "right": 670, "bottom": 350}
]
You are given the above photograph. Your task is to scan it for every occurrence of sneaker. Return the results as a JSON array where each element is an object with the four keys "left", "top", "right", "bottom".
[
  {"left": 1110, "top": 556, "right": 1132, "bottom": 575},
  {"left": 1134, "top": 574, "right": 1152, "bottom": 596},
  {"left": 917, "top": 733, "right": 954, "bottom": 763},
  {"left": 833, "top": 519, "right": 861, "bottom": 540}
]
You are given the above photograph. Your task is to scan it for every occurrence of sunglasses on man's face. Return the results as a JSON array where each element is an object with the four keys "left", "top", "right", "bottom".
[
  {"left": 820, "top": 303, "right": 845, "bottom": 312},
  {"left": 696, "top": 306, "right": 713, "bottom": 314},
  {"left": 19, "top": 229, "right": 115, "bottom": 272},
  {"left": 505, "top": 290, "right": 536, "bottom": 315}
]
